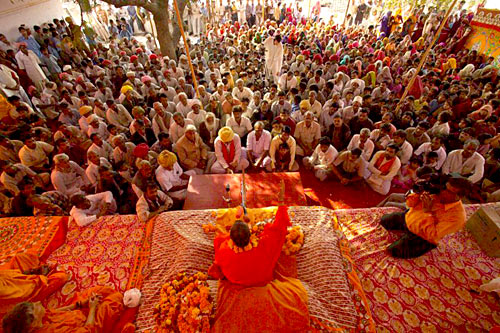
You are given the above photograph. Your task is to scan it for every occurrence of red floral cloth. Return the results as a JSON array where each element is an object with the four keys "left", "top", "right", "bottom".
[{"left": 337, "top": 204, "right": 500, "bottom": 332}]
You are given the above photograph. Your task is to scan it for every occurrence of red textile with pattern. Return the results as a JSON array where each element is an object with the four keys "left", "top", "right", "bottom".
[
  {"left": 44, "top": 215, "right": 146, "bottom": 309},
  {"left": 337, "top": 204, "right": 500, "bottom": 332}
]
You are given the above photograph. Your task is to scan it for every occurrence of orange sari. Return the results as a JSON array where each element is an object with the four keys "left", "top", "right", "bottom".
[
  {"left": 34, "top": 286, "right": 127, "bottom": 333},
  {"left": 0, "top": 252, "right": 68, "bottom": 318}
]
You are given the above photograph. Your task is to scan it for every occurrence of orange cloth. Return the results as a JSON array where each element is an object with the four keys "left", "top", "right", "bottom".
[
  {"left": 213, "top": 206, "right": 291, "bottom": 287},
  {"left": 405, "top": 193, "right": 466, "bottom": 244},
  {"left": 0, "top": 252, "right": 68, "bottom": 318},
  {"left": 213, "top": 272, "right": 309, "bottom": 333},
  {"left": 35, "top": 286, "right": 125, "bottom": 333}
]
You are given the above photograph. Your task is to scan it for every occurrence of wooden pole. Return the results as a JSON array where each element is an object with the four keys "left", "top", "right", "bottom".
[
  {"left": 172, "top": 0, "right": 200, "bottom": 99},
  {"left": 394, "top": 0, "right": 458, "bottom": 115},
  {"left": 343, "top": 0, "right": 351, "bottom": 27},
  {"left": 308, "top": 0, "right": 312, "bottom": 19}
]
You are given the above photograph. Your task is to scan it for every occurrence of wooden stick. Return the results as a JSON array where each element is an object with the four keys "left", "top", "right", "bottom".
[
  {"left": 343, "top": 0, "right": 351, "bottom": 27},
  {"left": 172, "top": 0, "right": 200, "bottom": 98},
  {"left": 394, "top": 0, "right": 458, "bottom": 115}
]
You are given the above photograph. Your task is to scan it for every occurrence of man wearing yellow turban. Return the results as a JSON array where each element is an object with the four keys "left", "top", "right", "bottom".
[
  {"left": 211, "top": 127, "right": 249, "bottom": 174},
  {"left": 156, "top": 150, "right": 196, "bottom": 201}
]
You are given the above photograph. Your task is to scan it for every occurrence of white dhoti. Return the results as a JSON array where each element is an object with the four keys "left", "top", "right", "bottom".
[{"left": 211, "top": 156, "right": 249, "bottom": 174}]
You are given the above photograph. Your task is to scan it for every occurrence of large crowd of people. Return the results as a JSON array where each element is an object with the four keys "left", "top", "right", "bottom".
[{"left": 0, "top": 0, "right": 499, "bottom": 226}]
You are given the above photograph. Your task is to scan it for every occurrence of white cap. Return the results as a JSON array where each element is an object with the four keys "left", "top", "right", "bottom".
[{"left": 123, "top": 288, "right": 142, "bottom": 307}]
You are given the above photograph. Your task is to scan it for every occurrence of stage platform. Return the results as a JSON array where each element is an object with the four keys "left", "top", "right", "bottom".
[
  {"left": 0, "top": 204, "right": 499, "bottom": 331},
  {"left": 183, "top": 172, "right": 308, "bottom": 210}
]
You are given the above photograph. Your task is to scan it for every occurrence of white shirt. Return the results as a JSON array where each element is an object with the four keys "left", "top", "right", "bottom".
[
  {"left": 51, "top": 161, "right": 90, "bottom": 197},
  {"left": 347, "top": 135, "right": 375, "bottom": 161},
  {"left": 18, "top": 142, "right": 54, "bottom": 168},
  {"left": 85, "top": 158, "right": 111, "bottom": 187},
  {"left": 232, "top": 86, "right": 254, "bottom": 101},
  {"left": 70, "top": 191, "right": 114, "bottom": 227},
  {"left": 156, "top": 163, "right": 183, "bottom": 192},
  {"left": 169, "top": 118, "right": 195, "bottom": 144},
  {"left": 442, "top": 150, "right": 485, "bottom": 184},
  {"left": 214, "top": 134, "right": 243, "bottom": 168},
  {"left": 0, "top": 164, "right": 36, "bottom": 195},
  {"left": 368, "top": 151, "right": 401, "bottom": 182},
  {"left": 396, "top": 140, "right": 414, "bottom": 165},
  {"left": 414, "top": 143, "right": 447, "bottom": 170},
  {"left": 226, "top": 116, "right": 252, "bottom": 138},
  {"left": 136, "top": 190, "right": 172, "bottom": 222},
  {"left": 187, "top": 110, "right": 207, "bottom": 129},
  {"left": 246, "top": 130, "right": 271, "bottom": 158},
  {"left": 88, "top": 142, "right": 113, "bottom": 161},
  {"left": 308, "top": 144, "right": 338, "bottom": 166},
  {"left": 113, "top": 142, "right": 136, "bottom": 166},
  {"left": 278, "top": 74, "right": 298, "bottom": 91}
]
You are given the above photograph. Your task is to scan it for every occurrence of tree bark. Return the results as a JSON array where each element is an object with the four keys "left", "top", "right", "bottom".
[{"left": 100, "top": 0, "right": 186, "bottom": 60}]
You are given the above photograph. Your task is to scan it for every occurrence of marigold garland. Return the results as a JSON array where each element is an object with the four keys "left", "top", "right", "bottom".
[
  {"left": 282, "top": 225, "right": 305, "bottom": 255},
  {"left": 202, "top": 219, "right": 305, "bottom": 255},
  {"left": 153, "top": 271, "right": 213, "bottom": 333}
]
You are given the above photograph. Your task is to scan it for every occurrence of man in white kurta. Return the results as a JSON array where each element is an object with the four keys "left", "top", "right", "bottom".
[
  {"left": 366, "top": 144, "right": 401, "bottom": 195},
  {"left": 70, "top": 191, "right": 116, "bottom": 227},
  {"left": 155, "top": 151, "right": 196, "bottom": 201},
  {"left": 0, "top": 64, "right": 31, "bottom": 105},
  {"left": 51, "top": 153, "right": 91, "bottom": 197},
  {"left": 263, "top": 35, "right": 283, "bottom": 83},
  {"left": 347, "top": 129, "right": 375, "bottom": 162},
  {"left": 442, "top": 140, "right": 485, "bottom": 184},
  {"left": 211, "top": 127, "right": 249, "bottom": 174},
  {"left": 294, "top": 112, "right": 321, "bottom": 157},
  {"left": 414, "top": 136, "right": 447, "bottom": 170},
  {"left": 15, "top": 44, "right": 46, "bottom": 90},
  {"left": 303, "top": 137, "right": 339, "bottom": 181},
  {"left": 18, "top": 138, "right": 54, "bottom": 170},
  {"left": 246, "top": 122, "right": 271, "bottom": 169},
  {"left": 169, "top": 113, "right": 195, "bottom": 144}
]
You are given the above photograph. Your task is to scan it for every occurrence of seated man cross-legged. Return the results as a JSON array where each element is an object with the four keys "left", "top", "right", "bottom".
[{"left": 380, "top": 175, "right": 470, "bottom": 259}]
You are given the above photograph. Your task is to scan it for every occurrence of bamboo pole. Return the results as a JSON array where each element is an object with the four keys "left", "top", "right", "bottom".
[
  {"left": 394, "top": 0, "right": 458, "bottom": 115},
  {"left": 308, "top": 0, "right": 312, "bottom": 19},
  {"left": 343, "top": 0, "right": 352, "bottom": 27},
  {"left": 172, "top": 0, "right": 200, "bottom": 99}
]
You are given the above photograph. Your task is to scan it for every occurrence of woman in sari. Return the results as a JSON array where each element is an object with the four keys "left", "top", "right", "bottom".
[{"left": 380, "top": 11, "right": 392, "bottom": 37}]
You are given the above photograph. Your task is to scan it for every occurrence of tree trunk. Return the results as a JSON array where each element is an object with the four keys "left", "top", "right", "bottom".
[
  {"left": 152, "top": 9, "right": 182, "bottom": 60},
  {"left": 153, "top": 12, "right": 177, "bottom": 59}
]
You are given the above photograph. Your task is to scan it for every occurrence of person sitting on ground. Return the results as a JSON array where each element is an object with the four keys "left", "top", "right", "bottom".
[
  {"left": 380, "top": 175, "right": 471, "bottom": 258},
  {"left": 0, "top": 161, "right": 49, "bottom": 197},
  {"left": 330, "top": 148, "right": 365, "bottom": 186},
  {"left": 156, "top": 150, "right": 195, "bottom": 202},
  {"left": 265, "top": 125, "right": 299, "bottom": 172},
  {"left": 176, "top": 124, "right": 213, "bottom": 174},
  {"left": 136, "top": 182, "right": 173, "bottom": 222},
  {"left": 51, "top": 153, "right": 91, "bottom": 197},
  {"left": 69, "top": 191, "right": 116, "bottom": 227},
  {"left": 294, "top": 111, "right": 321, "bottom": 157},
  {"left": 246, "top": 121, "right": 271, "bottom": 170},
  {"left": 303, "top": 137, "right": 339, "bottom": 181},
  {"left": 366, "top": 144, "right": 402, "bottom": 195},
  {"left": 442, "top": 139, "right": 485, "bottom": 184},
  {"left": 212, "top": 126, "right": 249, "bottom": 174}
]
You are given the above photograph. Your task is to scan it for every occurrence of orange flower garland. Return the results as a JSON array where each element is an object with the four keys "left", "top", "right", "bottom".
[
  {"left": 203, "top": 218, "right": 305, "bottom": 255},
  {"left": 282, "top": 226, "right": 305, "bottom": 255},
  {"left": 153, "top": 272, "right": 213, "bottom": 333}
]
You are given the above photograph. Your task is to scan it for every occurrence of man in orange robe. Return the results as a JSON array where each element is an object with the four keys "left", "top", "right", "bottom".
[
  {"left": 209, "top": 205, "right": 310, "bottom": 333},
  {"left": 0, "top": 252, "right": 69, "bottom": 319},
  {"left": 2, "top": 286, "right": 131, "bottom": 333}
]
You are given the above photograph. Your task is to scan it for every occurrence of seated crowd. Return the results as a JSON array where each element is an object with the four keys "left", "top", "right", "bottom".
[{"left": 0, "top": 5, "right": 499, "bottom": 228}]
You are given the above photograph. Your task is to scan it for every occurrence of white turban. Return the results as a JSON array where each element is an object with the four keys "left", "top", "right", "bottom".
[{"left": 123, "top": 288, "right": 142, "bottom": 308}]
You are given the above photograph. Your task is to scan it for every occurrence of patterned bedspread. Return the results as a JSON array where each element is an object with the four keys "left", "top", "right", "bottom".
[
  {"left": 0, "top": 216, "right": 66, "bottom": 266},
  {"left": 134, "top": 207, "right": 374, "bottom": 332},
  {"left": 44, "top": 215, "right": 146, "bottom": 308},
  {"left": 337, "top": 204, "right": 500, "bottom": 332}
]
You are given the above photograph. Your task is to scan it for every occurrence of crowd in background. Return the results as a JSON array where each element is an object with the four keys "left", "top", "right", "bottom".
[{"left": 0, "top": 0, "right": 499, "bottom": 223}]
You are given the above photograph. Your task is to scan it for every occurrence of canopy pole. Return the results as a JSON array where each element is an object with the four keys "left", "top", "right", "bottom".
[
  {"left": 394, "top": 0, "right": 458, "bottom": 115},
  {"left": 172, "top": 0, "right": 200, "bottom": 98}
]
